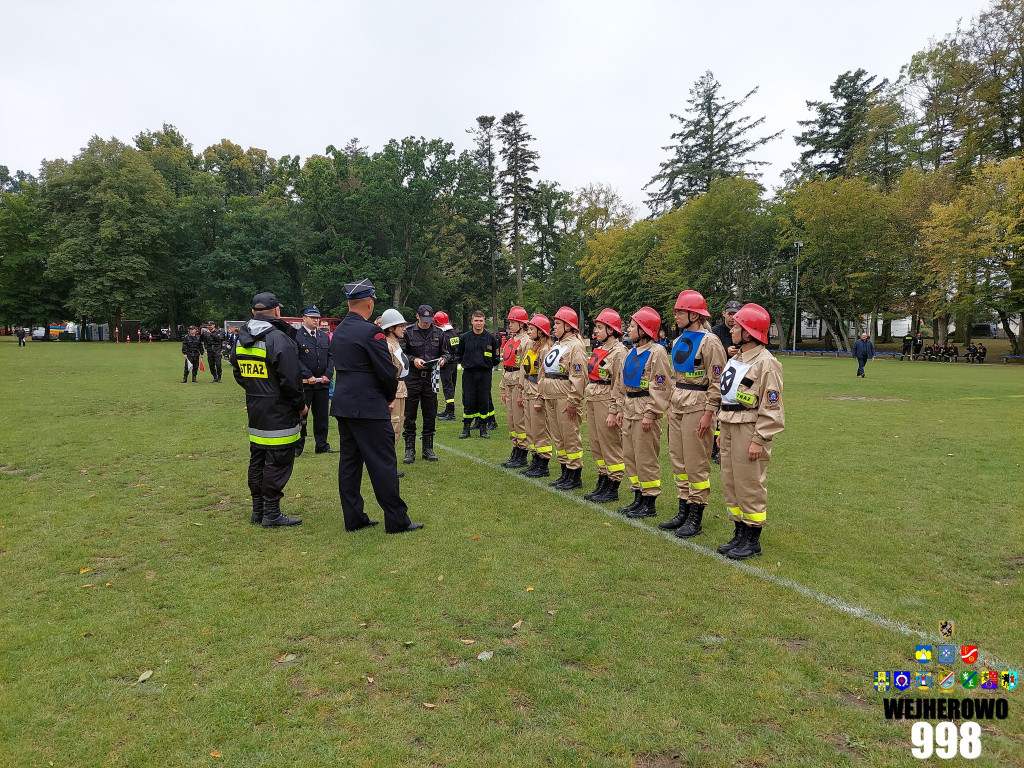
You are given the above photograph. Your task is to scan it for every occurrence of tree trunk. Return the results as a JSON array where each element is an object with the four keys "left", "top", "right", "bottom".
[
  {"left": 512, "top": 212, "right": 523, "bottom": 302},
  {"left": 830, "top": 305, "right": 851, "bottom": 351},
  {"left": 996, "top": 308, "right": 1021, "bottom": 354},
  {"left": 882, "top": 316, "right": 892, "bottom": 343},
  {"left": 811, "top": 298, "right": 844, "bottom": 350}
]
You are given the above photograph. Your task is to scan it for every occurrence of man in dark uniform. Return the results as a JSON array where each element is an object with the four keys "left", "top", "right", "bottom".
[
  {"left": 434, "top": 311, "right": 459, "bottom": 420},
  {"left": 457, "top": 310, "right": 499, "bottom": 439},
  {"left": 399, "top": 304, "right": 451, "bottom": 464},
  {"left": 709, "top": 300, "right": 742, "bottom": 463},
  {"left": 15, "top": 327, "right": 26, "bottom": 346},
  {"left": 229, "top": 292, "right": 306, "bottom": 527},
  {"left": 331, "top": 279, "right": 422, "bottom": 534},
  {"left": 295, "top": 305, "right": 335, "bottom": 457},
  {"left": 901, "top": 331, "right": 914, "bottom": 360},
  {"left": 202, "top": 322, "right": 226, "bottom": 382},
  {"left": 912, "top": 332, "right": 924, "bottom": 359},
  {"left": 181, "top": 325, "right": 204, "bottom": 382}
]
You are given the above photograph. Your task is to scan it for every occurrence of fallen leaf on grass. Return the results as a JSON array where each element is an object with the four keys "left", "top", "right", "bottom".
[
  {"left": 295, "top": 493, "right": 302, "bottom": 498},
  {"left": 105, "top": 583, "right": 112, "bottom": 587},
  {"left": 79, "top": 567, "right": 91, "bottom": 574},
  {"left": 210, "top": 750, "right": 222, "bottom": 757},
  {"left": 359, "top": 623, "right": 367, "bottom": 627},
  {"left": 947, "top": 454, "right": 954, "bottom": 457},
  {"left": 460, "top": 639, "right": 476, "bottom": 645},
  {"left": 511, "top": 620, "right": 522, "bottom": 630},
  {"left": 366, "top": 676, "right": 375, "bottom": 685},
  {"left": 137, "top": 670, "right": 153, "bottom": 684},
  {"left": 193, "top": 523, "right": 203, "bottom": 526},
  {"left": 423, "top": 702, "right": 436, "bottom": 709},
  {"left": 277, "top": 653, "right": 297, "bottom": 663},
  {"left": 437, "top": 574, "right": 444, "bottom": 582},
  {"left": 547, "top": 610, "right": 556, "bottom": 615},
  {"left": 526, "top": 587, "right": 534, "bottom": 592},
  {"left": 82, "top": 584, "right": 95, "bottom": 588},
  {"left": 604, "top": 522, "right": 611, "bottom": 526},
  {"left": 477, "top": 651, "right": 493, "bottom": 661},
  {"left": 403, "top": 641, "right": 415, "bottom": 647},
  {"left": 472, "top": 535, "right": 480, "bottom": 540}
]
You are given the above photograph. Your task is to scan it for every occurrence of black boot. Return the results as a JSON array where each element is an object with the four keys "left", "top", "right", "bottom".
[
  {"left": 397, "top": 469, "right": 404, "bottom": 478},
  {"left": 180, "top": 377, "right": 188, "bottom": 383},
  {"left": 618, "top": 489, "right": 643, "bottom": 515},
  {"left": 549, "top": 464, "right": 569, "bottom": 488},
  {"left": 658, "top": 499, "right": 690, "bottom": 531},
  {"left": 727, "top": 525, "right": 762, "bottom": 560},
  {"left": 676, "top": 503, "right": 705, "bottom": 538},
  {"left": 524, "top": 456, "right": 549, "bottom": 478},
  {"left": 593, "top": 479, "right": 620, "bottom": 503},
  {"left": 584, "top": 474, "right": 608, "bottom": 501},
  {"left": 261, "top": 498, "right": 302, "bottom": 527},
  {"left": 520, "top": 454, "right": 539, "bottom": 476},
  {"left": 403, "top": 439, "right": 416, "bottom": 464},
  {"left": 250, "top": 495, "right": 264, "bottom": 525},
  {"left": 501, "top": 447, "right": 519, "bottom": 467},
  {"left": 562, "top": 467, "right": 583, "bottom": 490},
  {"left": 478, "top": 423, "right": 490, "bottom": 439},
  {"left": 506, "top": 447, "right": 528, "bottom": 469},
  {"left": 717, "top": 520, "right": 747, "bottom": 555},
  {"left": 485, "top": 415, "right": 498, "bottom": 430},
  {"left": 626, "top": 494, "right": 657, "bottom": 519},
  {"left": 711, "top": 441, "right": 721, "bottom": 466},
  {"left": 458, "top": 419, "right": 472, "bottom": 439},
  {"left": 422, "top": 435, "right": 438, "bottom": 461}
]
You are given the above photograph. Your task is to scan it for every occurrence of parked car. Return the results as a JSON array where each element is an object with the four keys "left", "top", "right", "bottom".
[{"left": 31, "top": 327, "right": 47, "bottom": 341}]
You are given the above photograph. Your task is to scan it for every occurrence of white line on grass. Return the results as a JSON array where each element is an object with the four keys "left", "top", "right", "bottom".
[{"left": 436, "top": 441, "right": 1018, "bottom": 671}]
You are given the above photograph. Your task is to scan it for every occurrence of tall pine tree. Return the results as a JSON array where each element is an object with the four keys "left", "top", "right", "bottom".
[{"left": 497, "top": 111, "right": 539, "bottom": 301}]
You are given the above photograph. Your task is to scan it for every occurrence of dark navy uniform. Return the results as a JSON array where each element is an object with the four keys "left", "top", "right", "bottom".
[
  {"left": 456, "top": 327, "right": 498, "bottom": 438},
  {"left": 181, "top": 328, "right": 204, "bottom": 382},
  {"left": 295, "top": 306, "right": 334, "bottom": 455},
  {"left": 331, "top": 279, "right": 417, "bottom": 533},
  {"left": 202, "top": 325, "right": 226, "bottom": 382},
  {"left": 399, "top": 305, "right": 451, "bottom": 461},
  {"left": 229, "top": 293, "right": 305, "bottom": 527}
]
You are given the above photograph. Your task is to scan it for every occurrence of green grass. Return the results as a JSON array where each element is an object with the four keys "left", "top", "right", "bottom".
[{"left": 1, "top": 340, "right": 1022, "bottom": 767}]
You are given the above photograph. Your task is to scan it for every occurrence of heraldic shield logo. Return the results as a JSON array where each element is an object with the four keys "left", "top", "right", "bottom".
[
  {"left": 938, "top": 671, "right": 955, "bottom": 690},
  {"left": 939, "top": 620, "right": 954, "bottom": 637},
  {"left": 937, "top": 644, "right": 956, "bottom": 664},
  {"left": 981, "top": 671, "right": 999, "bottom": 690},
  {"left": 915, "top": 645, "right": 932, "bottom": 664},
  {"left": 1000, "top": 671, "right": 1017, "bottom": 691},
  {"left": 961, "top": 671, "right": 979, "bottom": 690},
  {"left": 915, "top": 672, "right": 932, "bottom": 690},
  {"left": 894, "top": 671, "right": 912, "bottom": 691},
  {"left": 961, "top": 645, "right": 979, "bottom": 664},
  {"left": 874, "top": 672, "right": 890, "bottom": 691}
]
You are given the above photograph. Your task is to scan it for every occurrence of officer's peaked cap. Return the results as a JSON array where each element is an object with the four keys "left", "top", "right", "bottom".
[
  {"left": 302, "top": 305, "right": 321, "bottom": 317},
  {"left": 253, "top": 292, "right": 282, "bottom": 310},
  {"left": 345, "top": 279, "right": 376, "bottom": 300}
]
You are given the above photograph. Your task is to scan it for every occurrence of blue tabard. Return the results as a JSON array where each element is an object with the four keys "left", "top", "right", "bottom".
[
  {"left": 671, "top": 331, "right": 705, "bottom": 373},
  {"left": 622, "top": 348, "right": 652, "bottom": 388}
]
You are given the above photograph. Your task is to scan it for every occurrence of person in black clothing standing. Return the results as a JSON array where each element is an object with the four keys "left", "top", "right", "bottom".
[
  {"left": 912, "top": 332, "right": 924, "bottom": 359},
  {"left": 229, "top": 292, "right": 306, "bottom": 527},
  {"left": 708, "top": 300, "right": 742, "bottom": 462},
  {"left": 457, "top": 310, "right": 499, "bottom": 439},
  {"left": 181, "top": 325, "right": 204, "bottom": 382},
  {"left": 853, "top": 332, "right": 875, "bottom": 377},
  {"left": 202, "top": 322, "right": 226, "bottom": 382},
  {"left": 331, "top": 279, "right": 422, "bottom": 534},
  {"left": 15, "top": 327, "right": 26, "bottom": 346},
  {"left": 295, "top": 305, "right": 335, "bottom": 457},
  {"left": 901, "top": 331, "right": 914, "bottom": 360},
  {"left": 399, "top": 304, "right": 451, "bottom": 464},
  {"left": 434, "top": 311, "right": 458, "bottom": 420}
]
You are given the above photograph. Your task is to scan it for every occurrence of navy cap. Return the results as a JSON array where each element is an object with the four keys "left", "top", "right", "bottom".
[
  {"left": 188, "top": 325, "right": 198, "bottom": 330},
  {"left": 344, "top": 279, "right": 376, "bottom": 300},
  {"left": 417, "top": 304, "right": 434, "bottom": 321},
  {"left": 302, "top": 305, "right": 321, "bottom": 317},
  {"left": 723, "top": 300, "right": 743, "bottom": 313},
  {"left": 253, "top": 292, "right": 282, "bottom": 310}
]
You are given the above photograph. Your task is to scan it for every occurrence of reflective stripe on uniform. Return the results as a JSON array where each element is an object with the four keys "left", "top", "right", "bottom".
[
  {"left": 556, "top": 450, "right": 566, "bottom": 457},
  {"left": 606, "top": 462, "right": 625, "bottom": 472},
  {"left": 675, "top": 472, "right": 688, "bottom": 481},
  {"left": 691, "top": 479, "right": 711, "bottom": 490},
  {"left": 537, "top": 445, "right": 553, "bottom": 454},
  {"left": 249, "top": 424, "right": 301, "bottom": 446},
  {"left": 566, "top": 451, "right": 584, "bottom": 460},
  {"left": 235, "top": 344, "right": 267, "bottom": 358},
  {"left": 516, "top": 432, "right": 527, "bottom": 439},
  {"left": 742, "top": 508, "right": 767, "bottom": 523},
  {"left": 629, "top": 475, "right": 639, "bottom": 484},
  {"left": 727, "top": 506, "right": 742, "bottom": 519},
  {"left": 595, "top": 459, "right": 606, "bottom": 467},
  {"left": 639, "top": 479, "right": 661, "bottom": 489}
]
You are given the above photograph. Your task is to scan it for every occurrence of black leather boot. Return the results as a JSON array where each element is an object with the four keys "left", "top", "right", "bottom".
[
  {"left": 593, "top": 479, "right": 620, "bottom": 503},
  {"left": 404, "top": 439, "right": 416, "bottom": 464},
  {"left": 548, "top": 464, "right": 569, "bottom": 488},
  {"left": 584, "top": 474, "right": 608, "bottom": 501},
  {"left": 717, "top": 520, "right": 747, "bottom": 554},
  {"left": 676, "top": 503, "right": 705, "bottom": 538},
  {"left": 478, "top": 423, "right": 490, "bottom": 439},
  {"left": 422, "top": 435, "right": 438, "bottom": 461},
  {"left": 534, "top": 457, "right": 550, "bottom": 477},
  {"left": 506, "top": 447, "right": 528, "bottom": 469},
  {"left": 658, "top": 499, "right": 690, "bottom": 530},
  {"left": 501, "top": 447, "right": 518, "bottom": 467},
  {"left": 618, "top": 489, "right": 643, "bottom": 515},
  {"left": 261, "top": 498, "right": 301, "bottom": 527},
  {"left": 562, "top": 467, "right": 583, "bottom": 490},
  {"left": 727, "top": 525, "right": 761, "bottom": 560},
  {"left": 626, "top": 494, "right": 657, "bottom": 518},
  {"left": 520, "top": 454, "right": 540, "bottom": 476},
  {"left": 250, "top": 495, "right": 264, "bottom": 525},
  {"left": 458, "top": 419, "right": 472, "bottom": 439}
]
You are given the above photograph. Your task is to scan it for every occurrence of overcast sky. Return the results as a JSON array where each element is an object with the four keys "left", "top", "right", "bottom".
[{"left": 1, "top": 0, "right": 990, "bottom": 212}]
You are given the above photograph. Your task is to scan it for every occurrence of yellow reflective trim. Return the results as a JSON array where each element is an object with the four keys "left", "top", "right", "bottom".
[
  {"left": 727, "top": 506, "right": 742, "bottom": 519},
  {"left": 639, "top": 479, "right": 661, "bottom": 489},
  {"left": 714, "top": 429, "right": 720, "bottom": 436},
  {"left": 566, "top": 451, "right": 584, "bottom": 460},
  {"left": 509, "top": 431, "right": 517, "bottom": 437},
  {"left": 736, "top": 391, "right": 755, "bottom": 405},
  {"left": 595, "top": 459, "right": 606, "bottom": 467},
  {"left": 629, "top": 476, "right": 639, "bottom": 484},
  {"left": 250, "top": 433, "right": 301, "bottom": 446},
  {"left": 235, "top": 346, "right": 267, "bottom": 358},
  {"left": 691, "top": 480, "right": 711, "bottom": 490},
  {"left": 556, "top": 450, "right": 566, "bottom": 457},
  {"left": 674, "top": 473, "right": 688, "bottom": 481},
  {"left": 516, "top": 432, "right": 527, "bottom": 439},
  {"left": 537, "top": 446, "right": 553, "bottom": 454},
  {"left": 742, "top": 509, "right": 767, "bottom": 523},
  {"left": 606, "top": 463, "right": 625, "bottom": 472}
]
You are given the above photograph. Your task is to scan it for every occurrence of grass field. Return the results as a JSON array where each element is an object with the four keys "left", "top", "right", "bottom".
[{"left": 1, "top": 339, "right": 1022, "bottom": 767}]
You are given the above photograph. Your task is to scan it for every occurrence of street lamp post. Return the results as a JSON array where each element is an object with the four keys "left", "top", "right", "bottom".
[{"left": 792, "top": 241, "right": 803, "bottom": 351}]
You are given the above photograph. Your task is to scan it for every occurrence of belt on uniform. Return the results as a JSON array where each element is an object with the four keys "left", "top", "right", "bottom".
[
  {"left": 524, "top": 374, "right": 538, "bottom": 383},
  {"left": 676, "top": 382, "right": 709, "bottom": 391},
  {"left": 626, "top": 391, "right": 650, "bottom": 398},
  {"left": 721, "top": 403, "right": 747, "bottom": 411},
  {"left": 546, "top": 374, "right": 570, "bottom": 380},
  {"left": 503, "top": 366, "right": 518, "bottom": 372},
  {"left": 589, "top": 380, "right": 612, "bottom": 386}
]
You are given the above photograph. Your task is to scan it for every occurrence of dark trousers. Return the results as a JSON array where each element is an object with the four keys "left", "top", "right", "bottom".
[
  {"left": 462, "top": 369, "right": 492, "bottom": 420},
  {"left": 403, "top": 375, "right": 438, "bottom": 440},
  {"left": 857, "top": 356, "right": 868, "bottom": 376},
  {"left": 183, "top": 354, "right": 200, "bottom": 380},
  {"left": 336, "top": 416, "right": 411, "bottom": 532},
  {"left": 207, "top": 352, "right": 222, "bottom": 379},
  {"left": 441, "top": 364, "right": 457, "bottom": 412},
  {"left": 247, "top": 443, "right": 296, "bottom": 502},
  {"left": 300, "top": 386, "right": 330, "bottom": 452},
  {"left": 18, "top": 337, "right": 26, "bottom": 347}
]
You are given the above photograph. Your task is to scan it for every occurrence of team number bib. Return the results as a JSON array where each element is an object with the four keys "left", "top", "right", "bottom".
[
  {"left": 543, "top": 345, "right": 566, "bottom": 374},
  {"left": 720, "top": 359, "right": 753, "bottom": 405},
  {"left": 238, "top": 360, "right": 268, "bottom": 378},
  {"left": 671, "top": 331, "right": 705, "bottom": 373},
  {"left": 393, "top": 348, "right": 410, "bottom": 378},
  {"left": 622, "top": 348, "right": 652, "bottom": 388}
]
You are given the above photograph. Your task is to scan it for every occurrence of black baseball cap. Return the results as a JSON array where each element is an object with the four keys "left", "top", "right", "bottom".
[
  {"left": 253, "top": 292, "right": 282, "bottom": 310},
  {"left": 417, "top": 304, "right": 434, "bottom": 321},
  {"left": 723, "top": 300, "right": 743, "bottom": 313}
]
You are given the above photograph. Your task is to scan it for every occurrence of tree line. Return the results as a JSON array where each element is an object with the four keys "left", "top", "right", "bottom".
[{"left": 1, "top": 0, "right": 1021, "bottom": 352}]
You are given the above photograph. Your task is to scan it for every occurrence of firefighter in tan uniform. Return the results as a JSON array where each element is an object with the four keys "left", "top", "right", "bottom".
[
  {"left": 660, "top": 290, "right": 727, "bottom": 538},
  {"left": 540, "top": 307, "right": 589, "bottom": 490},
  {"left": 613, "top": 307, "right": 672, "bottom": 519},
  {"left": 521, "top": 314, "right": 553, "bottom": 478},
  {"left": 583, "top": 308, "right": 627, "bottom": 504},
  {"left": 380, "top": 309, "right": 411, "bottom": 478},
  {"left": 500, "top": 306, "right": 531, "bottom": 469},
  {"left": 716, "top": 303, "right": 785, "bottom": 560}
]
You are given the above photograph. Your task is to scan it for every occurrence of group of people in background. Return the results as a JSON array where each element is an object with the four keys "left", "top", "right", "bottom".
[
  {"left": 179, "top": 322, "right": 232, "bottom": 383},
  {"left": 900, "top": 332, "right": 987, "bottom": 363}
]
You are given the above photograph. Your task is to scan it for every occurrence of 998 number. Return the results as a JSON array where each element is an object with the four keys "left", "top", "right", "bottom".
[{"left": 911, "top": 721, "right": 981, "bottom": 760}]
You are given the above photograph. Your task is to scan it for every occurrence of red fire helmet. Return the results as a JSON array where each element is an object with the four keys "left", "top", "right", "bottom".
[
  {"left": 528, "top": 313, "right": 551, "bottom": 336},
  {"left": 631, "top": 306, "right": 662, "bottom": 339},
  {"left": 673, "top": 290, "right": 710, "bottom": 317},
  {"left": 593, "top": 308, "right": 622, "bottom": 335},
  {"left": 734, "top": 303, "right": 770, "bottom": 343},
  {"left": 553, "top": 306, "right": 579, "bottom": 332}
]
